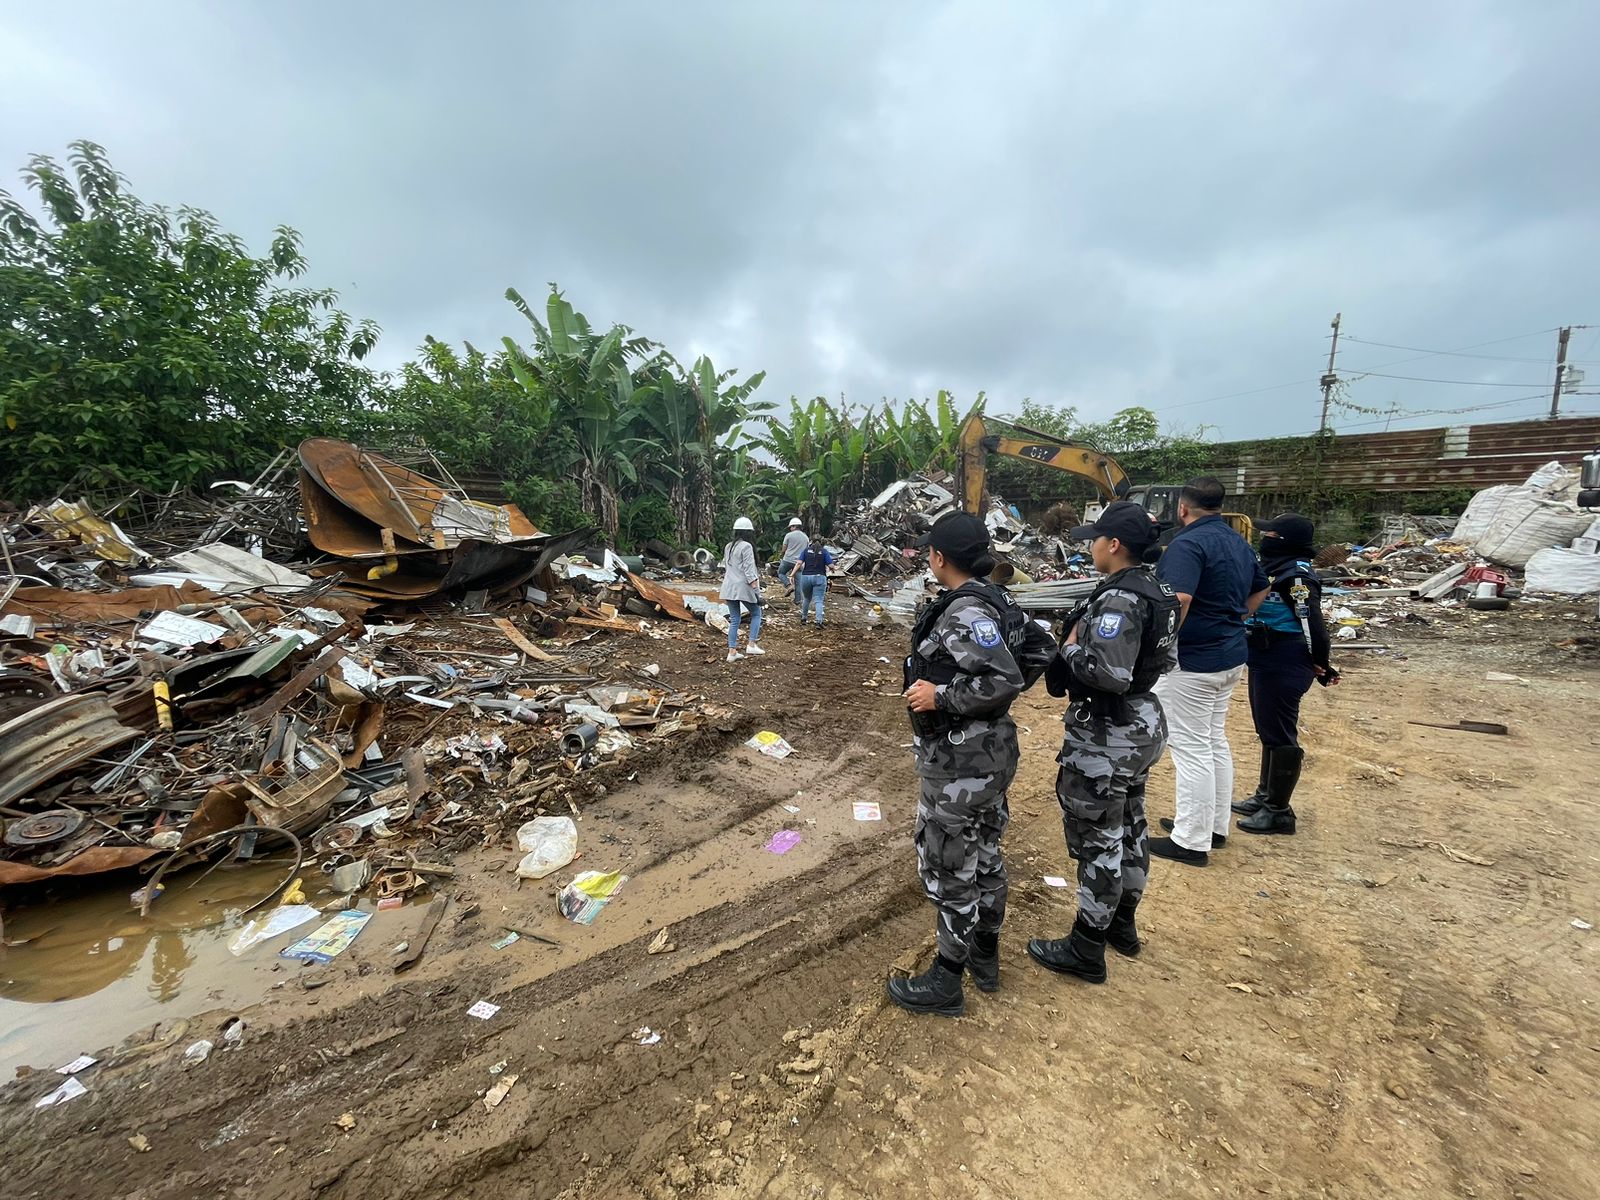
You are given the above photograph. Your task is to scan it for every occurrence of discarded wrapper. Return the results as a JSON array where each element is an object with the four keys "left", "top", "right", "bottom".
[
  {"left": 852, "top": 802, "right": 882, "bottom": 821},
  {"left": 745, "top": 731, "right": 794, "bottom": 759},
  {"left": 484, "top": 1073, "right": 519, "bottom": 1110},
  {"left": 558, "top": 870, "right": 629, "bottom": 925},
  {"left": 35, "top": 1076, "right": 88, "bottom": 1108},
  {"left": 1043, "top": 876, "right": 1069, "bottom": 888},
  {"left": 229, "top": 904, "right": 322, "bottom": 956},
  {"left": 765, "top": 830, "right": 803, "bottom": 855},
  {"left": 468, "top": 1000, "right": 501, "bottom": 1020},
  {"left": 280, "top": 910, "right": 372, "bottom": 963},
  {"left": 56, "top": 1055, "right": 96, "bottom": 1075}
]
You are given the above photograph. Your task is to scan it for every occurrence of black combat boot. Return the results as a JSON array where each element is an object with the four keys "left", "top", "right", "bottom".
[
  {"left": 886, "top": 955, "right": 965, "bottom": 1017},
  {"left": 1239, "top": 745, "right": 1302, "bottom": 835},
  {"left": 968, "top": 929, "right": 1000, "bottom": 993},
  {"left": 1105, "top": 894, "right": 1141, "bottom": 957},
  {"left": 1026, "top": 915, "right": 1107, "bottom": 983},
  {"left": 1230, "top": 746, "right": 1272, "bottom": 815}
]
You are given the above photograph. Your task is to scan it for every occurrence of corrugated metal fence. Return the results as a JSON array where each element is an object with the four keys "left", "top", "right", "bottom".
[{"left": 1215, "top": 416, "right": 1600, "bottom": 495}]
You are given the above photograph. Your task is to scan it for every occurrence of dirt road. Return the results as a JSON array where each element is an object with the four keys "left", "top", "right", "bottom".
[{"left": 3, "top": 602, "right": 1596, "bottom": 1199}]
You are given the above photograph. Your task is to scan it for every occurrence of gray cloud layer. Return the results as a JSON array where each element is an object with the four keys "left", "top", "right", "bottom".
[{"left": 4, "top": 1, "right": 1597, "bottom": 437}]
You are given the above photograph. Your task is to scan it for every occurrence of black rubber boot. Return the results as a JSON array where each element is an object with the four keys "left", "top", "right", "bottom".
[
  {"left": 1105, "top": 895, "right": 1141, "bottom": 958},
  {"left": 968, "top": 930, "right": 1000, "bottom": 993},
  {"left": 1230, "top": 746, "right": 1272, "bottom": 815},
  {"left": 1239, "top": 745, "right": 1302, "bottom": 835},
  {"left": 1026, "top": 916, "right": 1108, "bottom": 983},
  {"left": 886, "top": 955, "right": 965, "bottom": 1017}
]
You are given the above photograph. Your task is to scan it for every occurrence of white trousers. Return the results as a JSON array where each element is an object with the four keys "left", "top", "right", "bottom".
[{"left": 1154, "top": 665, "right": 1246, "bottom": 852}]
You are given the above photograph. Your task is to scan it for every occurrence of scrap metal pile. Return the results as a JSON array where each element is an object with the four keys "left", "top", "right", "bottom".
[
  {"left": 823, "top": 471, "right": 1098, "bottom": 621},
  {"left": 0, "top": 439, "right": 716, "bottom": 910}
]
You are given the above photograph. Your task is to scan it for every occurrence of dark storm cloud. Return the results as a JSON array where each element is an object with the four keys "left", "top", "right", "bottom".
[{"left": 4, "top": 1, "right": 1596, "bottom": 438}]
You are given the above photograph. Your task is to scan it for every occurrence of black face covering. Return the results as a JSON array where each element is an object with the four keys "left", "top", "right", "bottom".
[{"left": 1261, "top": 533, "right": 1315, "bottom": 571}]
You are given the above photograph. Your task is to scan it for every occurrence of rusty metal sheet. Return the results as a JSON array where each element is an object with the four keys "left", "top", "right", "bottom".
[
  {"left": 1, "top": 581, "right": 218, "bottom": 624},
  {"left": 298, "top": 439, "right": 541, "bottom": 560},
  {"left": 0, "top": 693, "right": 144, "bottom": 807},
  {"left": 0, "top": 845, "right": 159, "bottom": 886},
  {"left": 626, "top": 572, "right": 696, "bottom": 622}
]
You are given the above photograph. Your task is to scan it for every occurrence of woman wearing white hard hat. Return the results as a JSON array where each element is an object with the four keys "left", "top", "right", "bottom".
[
  {"left": 720, "top": 517, "right": 765, "bottom": 662},
  {"left": 779, "top": 517, "right": 808, "bottom": 606}
]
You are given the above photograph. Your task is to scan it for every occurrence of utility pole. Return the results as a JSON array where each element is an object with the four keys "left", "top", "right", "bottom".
[
  {"left": 1549, "top": 326, "right": 1572, "bottom": 419},
  {"left": 1317, "top": 312, "right": 1342, "bottom": 435}
]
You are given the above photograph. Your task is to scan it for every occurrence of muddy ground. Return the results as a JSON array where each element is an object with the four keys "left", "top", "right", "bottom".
[{"left": 1, "top": 592, "right": 1596, "bottom": 1199}]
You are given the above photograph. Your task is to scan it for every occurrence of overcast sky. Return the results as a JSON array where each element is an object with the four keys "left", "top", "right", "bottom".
[{"left": 4, "top": 2, "right": 1597, "bottom": 439}]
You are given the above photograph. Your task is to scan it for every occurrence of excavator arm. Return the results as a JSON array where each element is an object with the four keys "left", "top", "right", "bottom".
[{"left": 957, "top": 414, "right": 1131, "bottom": 515}]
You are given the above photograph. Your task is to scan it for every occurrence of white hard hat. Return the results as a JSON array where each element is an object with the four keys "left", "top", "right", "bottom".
[
  {"left": 733, "top": 516, "right": 755, "bottom": 532},
  {"left": 788, "top": 517, "right": 803, "bottom": 527}
]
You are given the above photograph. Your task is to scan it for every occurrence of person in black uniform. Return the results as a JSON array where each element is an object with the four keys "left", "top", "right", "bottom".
[{"left": 1232, "top": 513, "right": 1339, "bottom": 835}]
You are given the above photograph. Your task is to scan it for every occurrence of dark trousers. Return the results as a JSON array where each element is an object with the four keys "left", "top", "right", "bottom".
[{"left": 1246, "top": 634, "right": 1314, "bottom": 749}]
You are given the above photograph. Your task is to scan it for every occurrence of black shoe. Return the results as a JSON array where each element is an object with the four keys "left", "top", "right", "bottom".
[
  {"left": 1148, "top": 836, "right": 1209, "bottom": 867},
  {"left": 1231, "top": 746, "right": 1272, "bottom": 815},
  {"left": 1027, "top": 916, "right": 1107, "bottom": 984},
  {"left": 1158, "top": 819, "right": 1225, "bottom": 849},
  {"left": 886, "top": 956, "right": 965, "bottom": 1017},
  {"left": 968, "top": 930, "right": 1000, "bottom": 993},
  {"left": 1239, "top": 746, "right": 1302, "bottom": 835},
  {"left": 1106, "top": 895, "right": 1141, "bottom": 958}
]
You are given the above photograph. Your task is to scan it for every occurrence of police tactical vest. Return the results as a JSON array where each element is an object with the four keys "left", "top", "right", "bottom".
[
  {"left": 799, "top": 548, "right": 829, "bottom": 575},
  {"left": 903, "top": 579, "right": 1029, "bottom": 736},
  {"left": 1047, "top": 566, "right": 1180, "bottom": 715},
  {"left": 1248, "top": 560, "right": 1314, "bottom": 640}
]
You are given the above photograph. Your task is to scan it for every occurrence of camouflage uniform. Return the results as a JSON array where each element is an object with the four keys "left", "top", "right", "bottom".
[
  {"left": 1053, "top": 572, "right": 1179, "bottom": 929},
  {"left": 912, "top": 586, "right": 1055, "bottom": 964}
]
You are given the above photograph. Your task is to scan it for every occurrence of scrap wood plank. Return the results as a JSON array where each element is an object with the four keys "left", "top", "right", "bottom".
[
  {"left": 567, "top": 616, "right": 634, "bottom": 632},
  {"left": 244, "top": 645, "right": 345, "bottom": 726},
  {"left": 625, "top": 571, "right": 696, "bottom": 622},
  {"left": 493, "top": 616, "right": 558, "bottom": 662}
]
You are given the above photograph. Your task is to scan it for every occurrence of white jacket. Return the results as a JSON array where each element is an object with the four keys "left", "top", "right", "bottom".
[{"left": 719, "top": 540, "right": 762, "bottom": 604}]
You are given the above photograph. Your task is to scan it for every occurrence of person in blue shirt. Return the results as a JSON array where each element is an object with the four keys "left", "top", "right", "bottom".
[
  {"left": 789, "top": 534, "right": 834, "bottom": 627},
  {"left": 1146, "top": 477, "right": 1270, "bottom": 867},
  {"left": 1231, "top": 513, "right": 1339, "bottom": 835}
]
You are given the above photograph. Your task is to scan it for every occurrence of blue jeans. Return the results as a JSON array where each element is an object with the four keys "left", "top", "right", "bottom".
[
  {"left": 727, "top": 600, "right": 762, "bottom": 648},
  {"left": 798, "top": 575, "right": 827, "bottom": 624}
]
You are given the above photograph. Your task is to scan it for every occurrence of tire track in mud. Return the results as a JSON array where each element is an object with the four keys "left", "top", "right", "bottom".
[{"left": 0, "top": 627, "right": 932, "bottom": 1200}]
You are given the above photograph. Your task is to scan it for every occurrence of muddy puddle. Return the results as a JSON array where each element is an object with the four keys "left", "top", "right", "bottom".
[{"left": 0, "top": 860, "right": 367, "bottom": 1078}]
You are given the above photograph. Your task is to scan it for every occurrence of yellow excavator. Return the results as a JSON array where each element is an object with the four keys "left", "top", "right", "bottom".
[{"left": 955, "top": 415, "right": 1253, "bottom": 540}]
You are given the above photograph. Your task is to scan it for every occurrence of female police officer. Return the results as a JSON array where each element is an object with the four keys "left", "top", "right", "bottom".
[
  {"left": 1231, "top": 512, "right": 1338, "bottom": 835},
  {"left": 890, "top": 512, "right": 1055, "bottom": 1017},
  {"left": 1028, "top": 502, "right": 1179, "bottom": 984}
]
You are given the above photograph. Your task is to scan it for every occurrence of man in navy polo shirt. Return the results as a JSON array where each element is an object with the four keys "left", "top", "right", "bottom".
[{"left": 1147, "top": 477, "right": 1269, "bottom": 867}]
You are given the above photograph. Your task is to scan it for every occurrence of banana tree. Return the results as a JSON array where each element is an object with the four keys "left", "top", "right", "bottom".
[{"left": 502, "top": 285, "right": 652, "bottom": 538}]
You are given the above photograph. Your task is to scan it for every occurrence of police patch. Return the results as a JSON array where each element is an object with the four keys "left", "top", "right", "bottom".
[
  {"left": 1095, "top": 613, "right": 1125, "bottom": 638},
  {"left": 971, "top": 618, "right": 1002, "bottom": 647}
]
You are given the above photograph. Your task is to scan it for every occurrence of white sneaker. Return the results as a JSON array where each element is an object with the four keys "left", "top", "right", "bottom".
[
  {"left": 726, "top": 651, "right": 744, "bottom": 663},
  {"left": 745, "top": 643, "right": 766, "bottom": 656}
]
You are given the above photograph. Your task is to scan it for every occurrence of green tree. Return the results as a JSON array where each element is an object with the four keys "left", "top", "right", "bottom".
[
  {"left": 502, "top": 285, "right": 655, "bottom": 539},
  {"left": 0, "top": 141, "right": 382, "bottom": 500}
]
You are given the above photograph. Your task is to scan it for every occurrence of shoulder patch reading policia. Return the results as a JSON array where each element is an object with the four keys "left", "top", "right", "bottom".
[
  {"left": 971, "top": 617, "right": 1002, "bottom": 647},
  {"left": 1095, "top": 612, "right": 1125, "bottom": 639}
]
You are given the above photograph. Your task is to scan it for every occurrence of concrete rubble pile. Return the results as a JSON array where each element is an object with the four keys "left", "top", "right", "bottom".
[{"left": 0, "top": 439, "right": 724, "bottom": 913}]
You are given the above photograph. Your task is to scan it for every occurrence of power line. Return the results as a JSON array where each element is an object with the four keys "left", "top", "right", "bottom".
[
  {"left": 1340, "top": 335, "right": 1571, "bottom": 364},
  {"left": 1336, "top": 368, "right": 1552, "bottom": 387}
]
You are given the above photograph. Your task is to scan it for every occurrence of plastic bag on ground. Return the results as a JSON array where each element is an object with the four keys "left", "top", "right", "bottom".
[{"left": 516, "top": 816, "right": 578, "bottom": 880}]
